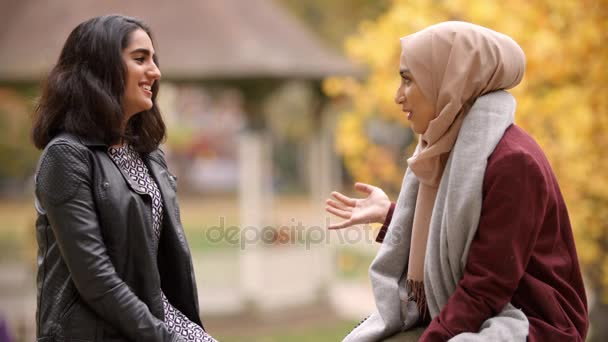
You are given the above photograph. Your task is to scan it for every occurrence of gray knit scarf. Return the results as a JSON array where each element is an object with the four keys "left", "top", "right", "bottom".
[{"left": 343, "top": 91, "right": 529, "bottom": 341}]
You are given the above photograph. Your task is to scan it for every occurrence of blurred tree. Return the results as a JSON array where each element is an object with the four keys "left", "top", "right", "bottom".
[
  {"left": 281, "top": 0, "right": 390, "bottom": 49},
  {"left": 0, "top": 87, "right": 39, "bottom": 195},
  {"left": 323, "top": 0, "right": 608, "bottom": 340}
]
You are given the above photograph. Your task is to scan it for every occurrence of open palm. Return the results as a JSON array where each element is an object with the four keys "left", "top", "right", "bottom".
[{"left": 325, "top": 182, "right": 391, "bottom": 230}]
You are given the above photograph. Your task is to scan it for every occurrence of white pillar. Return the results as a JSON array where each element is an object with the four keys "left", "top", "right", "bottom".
[
  {"left": 238, "top": 131, "right": 273, "bottom": 306},
  {"left": 308, "top": 112, "right": 340, "bottom": 206},
  {"left": 307, "top": 109, "right": 341, "bottom": 293}
]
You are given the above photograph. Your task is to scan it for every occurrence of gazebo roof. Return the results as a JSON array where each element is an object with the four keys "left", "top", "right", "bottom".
[{"left": 0, "top": 0, "right": 357, "bottom": 82}]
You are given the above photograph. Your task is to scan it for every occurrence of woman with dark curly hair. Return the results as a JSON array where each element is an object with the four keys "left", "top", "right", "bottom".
[{"left": 32, "top": 15, "right": 216, "bottom": 342}]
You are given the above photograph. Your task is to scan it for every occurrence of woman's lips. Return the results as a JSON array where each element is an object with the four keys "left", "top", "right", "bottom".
[{"left": 140, "top": 84, "right": 152, "bottom": 97}]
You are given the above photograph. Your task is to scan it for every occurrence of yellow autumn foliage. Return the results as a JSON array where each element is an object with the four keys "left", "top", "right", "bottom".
[{"left": 325, "top": 0, "right": 608, "bottom": 302}]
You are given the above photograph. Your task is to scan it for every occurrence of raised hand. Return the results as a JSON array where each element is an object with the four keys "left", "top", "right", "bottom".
[{"left": 325, "top": 182, "right": 392, "bottom": 230}]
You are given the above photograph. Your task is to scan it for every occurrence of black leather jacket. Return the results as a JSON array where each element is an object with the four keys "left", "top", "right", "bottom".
[{"left": 34, "top": 133, "right": 203, "bottom": 341}]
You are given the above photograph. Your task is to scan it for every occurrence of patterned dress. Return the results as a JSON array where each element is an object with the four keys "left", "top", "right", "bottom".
[{"left": 108, "top": 145, "right": 217, "bottom": 342}]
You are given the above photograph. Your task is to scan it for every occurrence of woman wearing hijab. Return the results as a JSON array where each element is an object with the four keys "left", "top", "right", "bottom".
[
  {"left": 32, "top": 15, "right": 216, "bottom": 341},
  {"left": 326, "top": 21, "right": 588, "bottom": 341}
]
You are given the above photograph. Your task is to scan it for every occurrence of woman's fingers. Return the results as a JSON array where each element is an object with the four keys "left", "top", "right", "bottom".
[
  {"left": 325, "top": 205, "right": 352, "bottom": 220},
  {"left": 331, "top": 191, "right": 356, "bottom": 206},
  {"left": 326, "top": 199, "right": 352, "bottom": 212},
  {"left": 354, "top": 182, "right": 375, "bottom": 195}
]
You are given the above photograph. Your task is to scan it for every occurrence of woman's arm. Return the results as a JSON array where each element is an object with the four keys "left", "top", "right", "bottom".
[
  {"left": 36, "top": 142, "right": 183, "bottom": 342},
  {"left": 419, "top": 151, "right": 547, "bottom": 341}
]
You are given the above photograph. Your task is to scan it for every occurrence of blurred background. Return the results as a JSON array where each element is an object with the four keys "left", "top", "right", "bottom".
[{"left": 0, "top": 0, "right": 606, "bottom": 341}]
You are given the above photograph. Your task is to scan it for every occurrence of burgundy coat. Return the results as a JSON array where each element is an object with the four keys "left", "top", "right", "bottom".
[{"left": 377, "top": 125, "right": 588, "bottom": 341}]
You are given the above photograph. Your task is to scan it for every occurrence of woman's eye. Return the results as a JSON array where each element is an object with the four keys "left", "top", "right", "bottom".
[{"left": 135, "top": 57, "right": 145, "bottom": 63}]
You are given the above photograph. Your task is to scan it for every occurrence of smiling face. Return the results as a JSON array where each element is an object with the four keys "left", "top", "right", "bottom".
[
  {"left": 394, "top": 63, "right": 435, "bottom": 135},
  {"left": 121, "top": 28, "right": 161, "bottom": 120}
]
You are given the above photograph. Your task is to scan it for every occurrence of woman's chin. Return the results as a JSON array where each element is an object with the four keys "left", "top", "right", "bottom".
[
  {"left": 137, "top": 103, "right": 153, "bottom": 113},
  {"left": 143, "top": 101, "right": 154, "bottom": 111}
]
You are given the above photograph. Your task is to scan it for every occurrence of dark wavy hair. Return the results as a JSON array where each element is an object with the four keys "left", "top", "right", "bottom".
[{"left": 32, "top": 15, "right": 165, "bottom": 153}]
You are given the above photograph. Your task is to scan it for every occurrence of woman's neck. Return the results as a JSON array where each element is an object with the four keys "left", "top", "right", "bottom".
[
  {"left": 110, "top": 139, "right": 125, "bottom": 149},
  {"left": 113, "top": 118, "right": 129, "bottom": 148}
]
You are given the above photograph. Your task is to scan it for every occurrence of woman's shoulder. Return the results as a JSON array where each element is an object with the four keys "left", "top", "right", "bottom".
[
  {"left": 36, "top": 133, "right": 93, "bottom": 171},
  {"left": 486, "top": 124, "right": 554, "bottom": 185},
  {"left": 35, "top": 134, "right": 92, "bottom": 205},
  {"left": 39, "top": 133, "right": 89, "bottom": 161},
  {"left": 489, "top": 125, "right": 548, "bottom": 166},
  {"left": 43, "top": 132, "right": 94, "bottom": 153}
]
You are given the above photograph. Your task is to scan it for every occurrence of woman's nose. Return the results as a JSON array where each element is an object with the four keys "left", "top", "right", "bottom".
[
  {"left": 394, "top": 88, "right": 404, "bottom": 104},
  {"left": 148, "top": 63, "right": 161, "bottom": 80}
]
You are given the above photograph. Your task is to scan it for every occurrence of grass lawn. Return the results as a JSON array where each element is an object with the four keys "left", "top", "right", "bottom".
[{"left": 213, "top": 320, "right": 357, "bottom": 342}]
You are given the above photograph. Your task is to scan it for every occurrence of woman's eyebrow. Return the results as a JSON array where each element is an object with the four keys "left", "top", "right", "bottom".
[
  {"left": 129, "top": 48, "right": 154, "bottom": 56},
  {"left": 400, "top": 69, "right": 411, "bottom": 76}
]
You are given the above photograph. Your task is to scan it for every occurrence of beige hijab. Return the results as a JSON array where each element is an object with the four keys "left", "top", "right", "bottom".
[{"left": 400, "top": 21, "right": 526, "bottom": 319}]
